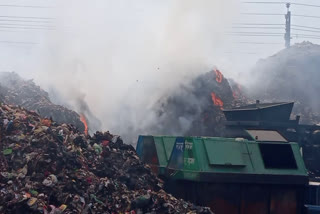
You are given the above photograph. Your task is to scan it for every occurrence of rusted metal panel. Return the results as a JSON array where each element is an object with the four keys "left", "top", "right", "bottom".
[
  {"left": 270, "top": 188, "right": 297, "bottom": 214},
  {"left": 240, "top": 185, "right": 269, "bottom": 214},
  {"left": 164, "top": 181, "right": 305, "bottom": 214},
  {"left": 204, "top": 184, "right": 240, "bottom": 214}
]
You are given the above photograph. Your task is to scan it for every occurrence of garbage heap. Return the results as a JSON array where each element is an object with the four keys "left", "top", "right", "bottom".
[
  {"left": 247, "top": 41, "right": 320, "bottom": 125},
  {"left": 0, "top": 104, "right": 212, "bottom": 214},
  {"left": 0, "top": 72, "right": 85, "bottom": 132},
  {"left": 150, "top": 69, "right": 247, "bottom": 137}
]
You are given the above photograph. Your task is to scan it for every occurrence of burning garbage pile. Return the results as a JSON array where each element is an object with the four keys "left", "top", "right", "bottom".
[
  {"left": 246, "top": 41, "right": 320, "bottom": 125},
  {"left": 0, "top": 72, "right": 86, "bottom": 132},
  {"left": 151, "top": 68, "right": 247, "bottom": 137},
  {"left": 0, "top": 103, "right": 212, "bottom": 213}
]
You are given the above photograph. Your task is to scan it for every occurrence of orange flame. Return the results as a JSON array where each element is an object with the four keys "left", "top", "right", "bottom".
[
  {"left": 214, "top": 69, "right": 223, "bottom": 83},
  {"left": 80, "top": 114, "right": 88, "bottom": 136},
  {"left": 211, "top": 92, "right": 224, "bottom": 110},
  {"left": 233, "top": 91, "right": 239, "bottom": 99},
  {"left": 232, "top": 84, "right": 242, "bottom": 99}
]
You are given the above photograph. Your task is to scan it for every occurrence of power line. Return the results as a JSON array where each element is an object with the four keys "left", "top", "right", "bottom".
[
  {"left": 292, "top": 3, "right": 320, "bottom": 8},
  {"left": 233, "top": 23, "right": 284, "bottom": 26},
  {"left": 228, "top": 34, "right": 282, "bottom": 37},
  {"left": 291, "top": 33, "right": 320, "bottom": 37},
  {"left": 241, "top": 13, "right": 320, "bottom": 19},
  {"left": 293, "top": 36, "right": 320, "bottom": 40},
  {"left": 0, "top": 19, "right": 52, "bottom": 23},
  {"left": 0, "top": 15, "right": 54, "bottom": 20},
  {"left": 0, "top": 25, "right": 54, "bottom": 30},
  {"left": 232, "top": 26, "right": 284, "bottom": 29},
  {"left": 229, "top": 32, "right": 284, "bottom": 35},
  {"left": 241, "top": 13, "right": 284, "bottom": 16},
  {"left": 240, "top": 3, "right": 320, "bottom": 47},
  {"left": 0, "top": 5, "right": 52, "bottom": 8},
  {"left": 242, "top": 2, "right": 287, "bottom": 4},
  {"left": 234, "top": 42, "right": 282, "bottom": 45},
  {"left": 292, "top": 28, "right": 320, "bottom": 33},
  {"left": 292, "top": 25, "right": 320, "bottom": 30},
  {"left": 242, "top": 2, "right": 320, "bottom": 8},
  {"left": 293, "top": 14, "right": 320, "bottom": 19},
  {"left": 0, "top": 23, "right": 55, "bottom": 28},
  {"left": 290, "top": 34, "right": 320, "bottom": 40}
]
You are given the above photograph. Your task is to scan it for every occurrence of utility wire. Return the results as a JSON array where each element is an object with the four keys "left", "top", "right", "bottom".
[
  {"left": 242, "top": 2, "right": 320, "bottom": 8},
  {"left": 229, "top": 32, "right": 284, "bottom": 35},
  {"left": 0, "top": 26, "right": 54, "bottom": 30},
  {"left": 290, "top": 34, "right": 320, "bottom": 40},
  {"left": 292, "top": 14, "right": 320, "bottom": 19},
  {"left": 233, "top": 23, "right": 284, "bottom": 26},
  {"left": 292, "top": 3, "right": 320, "bottom": 8},
  {"left": 0, "top": 15, "right": 54, "bottom": 20},
  {"left": 0, "top": 5, "right": 52, "bottom": 8},
  {"left": 0, "top": 19, "right": 52, "bottom": 23},
  {"left": 240, "top": 13, "right": 320, "bottom": 19},
  {"left": 228, "top": 34, "right": 282, "bottom": 37},
  {"left": 232, "top": 26, "right": 284, "bottom": 29},
  {"left": 0, "top": 23, "right": 55, "bottom": 28},
  {"left": 292, "top": 33, "right": 320, "bottom": 37},
  {"left": 242, "top": 2, "right": 287, "bottom": 4},
  {"left": 292, "top": 25, "right": 320, "bottom": 30},
  {"left": 293, "top": 36, "right": 320, "bottom": 40},
  {"left": 241, "top": 13, "right": 284, "bottom": 16},
  {"left": 292, "top": 28, "right": 320, "bottom": 33},
  {"left": 234, "top": 42, "right": 282, "bottom": 45}
]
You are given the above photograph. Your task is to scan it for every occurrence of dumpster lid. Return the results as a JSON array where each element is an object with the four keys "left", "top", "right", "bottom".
[
  {"left": 246, "top": 130, "right": 288, "bottom": 142},
  {"left": 223, "top": 102, "right": 293, "bottom": 111},
  {"left": 204, "top": 140, "right": 246, "bottom": 166}
]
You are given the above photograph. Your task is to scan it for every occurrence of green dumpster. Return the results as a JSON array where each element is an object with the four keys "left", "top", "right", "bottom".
[
  {"left": 136, "top": 136, "right": 308, "bottom": 214},
  {"left": 136, "top": 135, "right": 176, "bottom": 175},
  {"left": 166, "top": 137, "right": 307, "bottom": 184}
]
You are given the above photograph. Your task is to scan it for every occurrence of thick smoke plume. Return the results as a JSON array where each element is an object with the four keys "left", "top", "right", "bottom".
[
  {"left": 25, "top": 0, "right": 237, "bottom": 143},
  {"left": 244, "top": 42, "right": 320, "bottom": 124}
]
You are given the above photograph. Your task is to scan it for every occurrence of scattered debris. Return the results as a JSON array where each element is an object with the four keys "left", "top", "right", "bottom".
[{"left": 0, "top": 103, "right": 213, "bottom": 214}]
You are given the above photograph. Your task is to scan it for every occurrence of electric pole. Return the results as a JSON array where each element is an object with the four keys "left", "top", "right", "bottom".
[{"left": 285, "top": 3, "right": 291, "bottom": 48}]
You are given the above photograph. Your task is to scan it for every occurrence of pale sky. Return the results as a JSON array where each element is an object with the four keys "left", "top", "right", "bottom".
[
  {"left": 223, "top": 0, "right": 320, "bottom": 73},
  {"left": 0, "top": 0, "right": 319, "bottom": 76}
]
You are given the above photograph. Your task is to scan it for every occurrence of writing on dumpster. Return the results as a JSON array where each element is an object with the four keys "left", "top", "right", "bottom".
[
  {"left": 176, "top": 142, "right": 184, "bottom": 152},
  {"left": 185, "top": 141, "right": 195, "bottom": 166},
  {"left": 185, "top": 141, "right": 193, "bottom": 150},
  {"left": 184, "top": 158, "right": 195, "bottom": 165}
]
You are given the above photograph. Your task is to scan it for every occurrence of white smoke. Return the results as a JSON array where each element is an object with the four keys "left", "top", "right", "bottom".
[{"left": 13, "top": 0, "right": 238, "bottom": 143}]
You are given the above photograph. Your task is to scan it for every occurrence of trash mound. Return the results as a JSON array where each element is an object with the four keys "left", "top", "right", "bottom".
[
  {"left": 247, "top": 41, "right": 320, "bottom": 124},
  {"left": 0, "top": 72, "right": 85, "bottom": 132},
  {"left": 150, "top": 69, "right": 245, "bottom": 137},
  {"left": 0, "top": 104, "right": 212, "bottom": 214}
]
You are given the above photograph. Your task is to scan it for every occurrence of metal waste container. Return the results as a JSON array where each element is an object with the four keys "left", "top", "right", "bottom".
[{"left": 137, "top": 136, "right": 308, "bottom": 214}]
